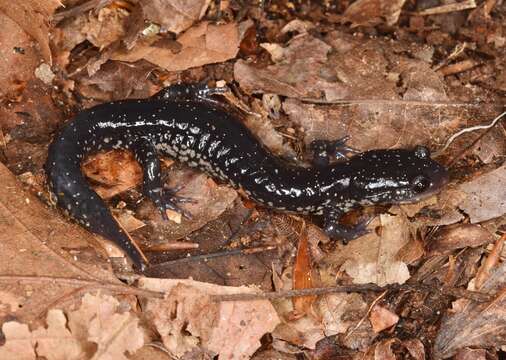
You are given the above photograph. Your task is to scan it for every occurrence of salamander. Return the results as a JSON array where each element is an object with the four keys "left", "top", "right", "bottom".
[{"left": 45, "top": 83, "right": 449, "bottom": 271}]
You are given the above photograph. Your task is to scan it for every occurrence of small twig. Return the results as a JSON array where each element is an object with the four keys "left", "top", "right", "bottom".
[
  {"left": 145, "top": 245, "right": 277, "bottom": 272},
  {"left": 414, "top": 0, "right": 477, "bottom": 16},
  {"left": 438, "top": 59, "right": 480, "bottom": 76},
  {"left": 475, "top": 234, "right": 505, "bottom": 289},
  {"left": 300, "top": 98, "right": 496, "bottom": 107},
  {"left": 212, "top": 284, "right": 385, "bottom": 302},
  {"left": 145, "top": 242, "right": 200, "bottom": 252},
  {"left": 344, "top": 290, "right": 388, "bottom": 339},
  {"left": 211, "top": 283, "right": 493, "bottom": 302},
  {"left": 433, "top": 42, "right": 469, "bottom": 72},
  {"left": 52, "top": 0, "right": 112, "bottom": 22},
  {"left": 435, "top": 110, "right": 506, "bottom": 158},
  {"left": 0, "top": 275, "right": 164, "bottom": 298},
  {"left": 146, "top": 342, "right": 176, "bottom": 359}
]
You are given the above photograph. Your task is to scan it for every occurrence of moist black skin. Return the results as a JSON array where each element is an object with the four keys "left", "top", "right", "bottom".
[{"left": 45, "top": 84, "right": 449, "bottom": 270}]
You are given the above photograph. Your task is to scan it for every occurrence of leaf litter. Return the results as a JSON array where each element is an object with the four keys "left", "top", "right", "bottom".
[{"left": 0, "top": 0, "right": 505, "bottom": 359}]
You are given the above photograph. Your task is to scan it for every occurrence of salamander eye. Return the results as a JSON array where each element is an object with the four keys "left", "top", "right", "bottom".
[
  {"left": 411, "top": 175, "right": 431, "bottom": 193},
  {"left": 414, "top": 145, "right": 430, "bottom": 159}
]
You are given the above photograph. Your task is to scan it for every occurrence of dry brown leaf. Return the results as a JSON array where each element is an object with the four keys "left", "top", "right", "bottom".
[
  {"left": 70, "top": 293, "right": 144, "bottom": 359},
  {"left": 434, "top": 260, "right": 506, "bottom": 358},
  {"left": 403, "top": 339, "right": 425, "bottom": 360},
  {"left": 369, "top": 305, "right": 399, "bottom": 333},
  {"left": 0, "top": 163, "right": 119, "bottom": 325},
  {"left": 0, "top": 291, "right": 21, "bottom": 318},
  {"left": 237, "top": 31, "right": 473, "bottom": 152},
  {"left": 141, "top": 0, "right": 211, "bottom": 35},
  {"left": 364, "top": 338, "right": 426, "bottom": 359},
  {"left": 32, "top": 310, "right": 85, "bottom": 360},
  {"left": 272, "top": 318, "right": 325, "bottom": 351},
  {"left": 342, "top": 0, "right": 407, "bottom": 27},
  {"left": 474, "top": 130, "right": 506, "bottom": 164},
  {"left": 455, "top": 348, "right": 487, "bottom": 360},
  {"left": 327, "top": 208, "right": 412, "bottom": 286},
  {"left": 0, "top": 0, "right": 62, "bottom": 63},
  {"left": 112, "top": 21, "right": 245, "bottom": 72},
  {"left": 78, "top": 61, "right": 157, "bottom": 101},
  {"left": 246, "top": 99, "right": 297, "bottom": 158},
  {"left": 319, "top": 293, "right": 368, "bottom": 337},
  {"left": 234, "top": 35, "right": 333, "bottom": 98},
  {"left": 429, "top": 224, "right": 495, "bottom": 254},
  {"left": 0, "top": 13, "right": 41, "bottom": 97},
  {"left": 272, "top": 292, "right": 367, "bottom": 349},
  {"left": 458, "top": 164, "right": 506, "bottom": 223},
  {"left": 0, "top": 293, "right": 144, "bottom": 360},
  {"left": 367, "top": 338, "right": 398, "bottom": 360},
  {"left": 84, "top": 296, "right": 144, "bottom": 360},
  {"left": 147, "top": 171, "right": 237, "bottom": 242},
  {"left": 82, "top": 7, "right": 129, "bottom": 49},
  {"left": 138, "top": 277, "right": 280, "bottom": 359}
]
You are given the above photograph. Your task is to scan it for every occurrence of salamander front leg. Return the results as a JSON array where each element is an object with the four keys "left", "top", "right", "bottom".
[
  {"left": 322, "top": 206, "right": 370, "bottom": 244},
  {"left": 131, "top": 138, "right": 192, "bottom": 220},
  {"left": 310, "top": 136, "right": 358, "bottom": 167}
]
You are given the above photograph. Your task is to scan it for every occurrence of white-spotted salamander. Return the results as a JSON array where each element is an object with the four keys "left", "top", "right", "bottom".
[{"left": 45, "top": 83, "right": 449, "bottom": 270}]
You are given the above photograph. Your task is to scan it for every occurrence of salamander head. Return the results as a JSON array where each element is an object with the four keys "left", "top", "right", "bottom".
[{"left": 347, "top": 146, "right": 449, "bottom": 205}]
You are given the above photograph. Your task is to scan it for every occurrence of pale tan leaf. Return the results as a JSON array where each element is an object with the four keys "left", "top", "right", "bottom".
[
  {"left": 139, "top": 278, "right": 280, "bottom": 359},
  {"left": 67, "top": 293, "right": 144, "bottom": 360},
  {"left": 32, "top": 310, "right": 85, "bottom": 360},
  {"left": 336, "top": 209, "right": 412, "bottom": 286},
  {"left": 0, "top": 163, "right": 120, "bottom": 325},
  {"left": 458, "top": 164, "right": 506, "bottom": 223},
  {"left": 0, "top": 321, "right": 36, "bottom": 360}
]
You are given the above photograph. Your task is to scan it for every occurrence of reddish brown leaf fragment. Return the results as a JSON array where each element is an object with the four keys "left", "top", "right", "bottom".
[
  {"left": 429, "top": 224, "right": 495, "bottom": 254},
  {"left": 369, "top": 305, "right": 399, "bottom": 333},
  {"left": 292, "top": 223, "right": 316, "bottom": 316},
  {"left": 82, "top": 150, "right": 142, "bottom": 199}
]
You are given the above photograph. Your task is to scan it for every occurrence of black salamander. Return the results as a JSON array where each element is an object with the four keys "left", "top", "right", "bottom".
[{"left": 45, "top": 84, "right": 449, "bottom": 270}]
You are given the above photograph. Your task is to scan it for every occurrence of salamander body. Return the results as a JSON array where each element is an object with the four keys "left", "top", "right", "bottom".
[{"left": 45, "top": 84, "right": 449, "bottom": 270}]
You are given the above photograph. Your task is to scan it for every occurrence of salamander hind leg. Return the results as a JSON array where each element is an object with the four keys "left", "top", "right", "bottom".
[
  {"left": 131, "top": 137, "right": 192, "bottom": 220},
  {"left": 322, "top": 206, "right": 371, "bottom": 244}
]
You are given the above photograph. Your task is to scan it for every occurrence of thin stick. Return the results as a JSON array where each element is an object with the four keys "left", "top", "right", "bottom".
[
  {"left": 52, "top": 0, "right": 112, "bottom": 22},
  {"left": 211, "top": 283, "right": 493, "bottom": 302},
  {"left": 0, "top": 275, "right": 164, "bottom": 298},
  {"left": 414, "top": 0, "right": 477, "bottom": 16},
  {"left": 300, "top": 98, "right": 500, "bottom": 107},
  {"left": 344, "top": 290, "right": 388, "bottom": 339},
  {"left": 436, "top": 110, "right": 506, "bottom": 156},
  {"left": 145, "top": 245, "right": 277, "bottom": 272}
]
